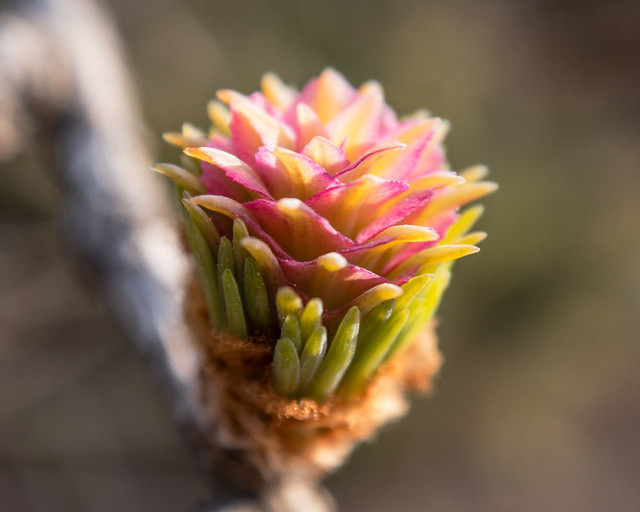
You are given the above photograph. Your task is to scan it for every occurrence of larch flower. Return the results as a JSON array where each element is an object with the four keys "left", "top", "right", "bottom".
[{"left": 155, "top": 68, "right": 496, "bottom": 486}]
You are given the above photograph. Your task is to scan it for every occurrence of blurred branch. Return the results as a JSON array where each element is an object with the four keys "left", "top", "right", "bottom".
[{"left": 0, "top": 0, "right": 333, "bottom": 510}]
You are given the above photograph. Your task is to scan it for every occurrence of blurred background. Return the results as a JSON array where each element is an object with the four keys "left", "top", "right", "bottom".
[{"left": 1, "top": 0, "right": 639, "bottom": 510}]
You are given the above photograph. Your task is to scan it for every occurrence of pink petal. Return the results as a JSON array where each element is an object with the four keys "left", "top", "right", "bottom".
[
  {"left": 247, "top": 91, "right": 270, "bottom": 110},
  {"left": 207, "top": 133, "right": 235, "bottom": 153},
  {"left": 378, "top": 211, "right": 457, "bottom": 275},
  {"left": 254, "top": 146, "right": 339, "bottom": 200},
  {"left": 380, "top": 117, "right": 441, "bottom": 146},
  {"left": 261, "top": 72, "right": 297, "bottom": 110},
  {"left": 279, "top": 254, "right": 388, "bottom": 311},
  {"left": 355, "top": 189, "right": 434, "bottom": 244},
  {"left": 301, "top": 136, "right": 350, "bottom": 176},
  {"left": 388, "top": 118, "right": 450, "bottom": 181},
  {"left": 305, "top": 174, "right": 409, "bottom": 239},
  {"left": 295, "top": 103, "right": 329, "bottom": 149},
  {"left": 374, "top": 131, "right": 435, "bottom": 182},
  {"left": 245, "top": 198, "right": 355, "bottom": 261},
  {"left": 384, "top": 244, "right": 480, "bottom": 282},
  {"left": 405, "top": 181, "right": 498, "bottom": 227},
  {"left": 353, "top": 171, "right": 463, "bottom": 244},
  {"left": 300, "top": 68, "right": 358, "bottom": 124},
  {"left": 326, "top": 81, "right": 385, "bottom": 161},
  {"left": 340, "top": 224, "right": 440, "bottom": 272},
  {"left": 195, "top": 154, "right": 252, "bottom": 203},
  {"left": 334, "top": 142, "right": 406, "bottom": 182},
  {"left": 431, "top": 210, "right": 460, "bottom": 238},
  {"left": 380, "top": 103, "right": 399, "bottom": 133},
  {"left": 217, "top": 89, "right": 295, "bottom": 163},
  {"left": 410, "top": 143, "right": 447, "bottom": 180},
  {"left": 184, "top": 147, "right": 273, "bottom": 199},
  {"left": 366, "top": 119, "right": 447, "bottom": 181}
]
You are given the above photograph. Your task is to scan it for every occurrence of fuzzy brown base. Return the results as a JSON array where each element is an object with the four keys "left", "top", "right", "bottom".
[{"left": 185, "top": 278, "right": 443, "bottom": 491}]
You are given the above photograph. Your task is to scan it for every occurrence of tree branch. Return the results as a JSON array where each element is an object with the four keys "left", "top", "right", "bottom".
[{"left": 0, "top": 0, "right": 334, "bottom": 510}]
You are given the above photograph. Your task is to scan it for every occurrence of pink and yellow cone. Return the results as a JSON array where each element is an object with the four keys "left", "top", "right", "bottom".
[{"left": 157, "top": 68, "right": 496, "bottom": 486}]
